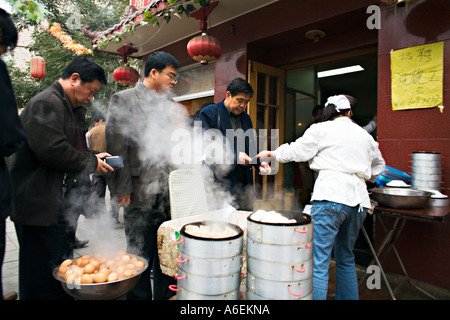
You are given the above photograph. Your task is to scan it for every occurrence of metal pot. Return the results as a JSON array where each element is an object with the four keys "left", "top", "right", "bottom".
[
  {"left": 430, "top": 197, "right": 449, "bottom": 207},
  {"left": 247, "top": 272, "right": 313, "bottom": 300},
  {"left": 370, "top": 188, "right": 432, "bottom": 209},
  {"left": 178, "top": 221, "right": 243, "bottom": 259},
  {"left": 246, "top": 238, "right": 312, "bottom": 264},
  {"left": 175, "top": 270, "right": 241, "bottom": 295},
  {"left": 53, "top": 254, "right": 148, "bottom": 300},
  {"left": 247, "top": 210, "right": 313, "bottom": 245},
  {"left": 247, "top": 256, "right": 313, "bottom": 282},
  {"left": 177, "top": 254, "right": 242, "bottom": 277}
]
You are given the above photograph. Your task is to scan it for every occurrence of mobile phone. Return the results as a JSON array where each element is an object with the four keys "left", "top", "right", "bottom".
[{"left": 104, "top": 156, "right": 124, "bottom": 169}]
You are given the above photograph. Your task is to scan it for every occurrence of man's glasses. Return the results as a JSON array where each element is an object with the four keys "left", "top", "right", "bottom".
[{"left": 160, "top": 71, "right": 178, "bottom": 84}]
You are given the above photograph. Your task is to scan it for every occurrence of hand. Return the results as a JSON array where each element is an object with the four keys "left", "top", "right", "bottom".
[
  {"left": 118, "top": 194, "right": 130, "bottom": 207},
  {"left": 259, "top": 161, "right": 272, "bottom": 175},
  {"left": 238, "top": 152, "right": 253, "bottom": 166},
  {"left": 256, "top": 150, "right": 274, "bottom": 162},
  {"left": 94, "top": 152, "right": 114, "bottom": 174}
]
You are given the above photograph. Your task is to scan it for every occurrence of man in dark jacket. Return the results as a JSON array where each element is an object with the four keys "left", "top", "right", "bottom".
[
  {"left": 199, "top": 78, "right": 258, "bottom": 211},
  {"left": 9, "top": 56, "right": 112, "bottom": 300},
  {"left": 106, "top": 51, "right": 180, "bottom": 300},
  {"left": 0, "top": 8, "right": 26, "bottom": 300}
]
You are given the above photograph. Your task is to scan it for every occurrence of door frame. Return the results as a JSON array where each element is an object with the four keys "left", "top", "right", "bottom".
[{"left": 248, "top": 60, "right": 286, "bottom": 210}]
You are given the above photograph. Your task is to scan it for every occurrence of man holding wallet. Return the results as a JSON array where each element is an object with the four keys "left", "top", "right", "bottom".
[{"left": 9, "top": 56, "right": 113, "bottom": 299}]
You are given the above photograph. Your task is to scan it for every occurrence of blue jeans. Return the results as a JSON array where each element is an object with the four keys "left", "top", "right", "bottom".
[{"left": 311, "top": 201, "right": 367, "bottom": 300}]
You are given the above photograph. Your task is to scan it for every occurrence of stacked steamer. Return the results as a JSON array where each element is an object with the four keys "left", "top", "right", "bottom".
[
  {"left": 411, "top": 152, "right": 449, "bottom": 206},
  {"left": 246, "top": 210, "right": 313, "bottom": 300},
  {"left": 171, "top": 221, "right": 243, "bottom": 300},
  {"left": 411, "top": 152, "right": 442, "bottom": 191}
]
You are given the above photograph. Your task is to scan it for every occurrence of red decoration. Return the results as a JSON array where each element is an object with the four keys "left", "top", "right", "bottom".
[
  {"left": 187, "top": 1, "right": 221, "bottom": 64},
  {"left": 113, "top": 65, "right": 140, "bottom": 86},
  {"left": 187, "top": 33, "right": 222, "bottom": 65},
  {"left": 30, "top": 54, "right": 45, "bottom": 79}
]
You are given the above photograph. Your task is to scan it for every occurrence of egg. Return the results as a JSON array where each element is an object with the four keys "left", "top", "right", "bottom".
[
  {"left": 135, "top": 261, "right": 145, "bottom": 269},
  {"left": 98, "top": 267, "right": 110, "bottom": 277},
  {"left": 123, "top": 269, "right": 137, "bottom": 278},
  {"left": 58, "top": 264, "right": 69, "bottom": 275},
  {"left": 81, "top": 274, "right": 94, "bottom": 284},
  {"left": 107, "top": 272, "right": 118, "bottom": 282},
  {"left": 90, "top": 259, "right": 100, "bottom": 269},
  {"left": 116, "top": 265, "right": 125, "bottom": 275},
  {"left": 93, "top": 272, "right": 107, "bottom": 283},
  {"left": 121, "top": 255, "right": 131, "bottom": 263},
  {"left": 61, "top": 259, "right": 73, "bottom": 266},
  {"left": 75, "top": 257, "right": 89, "bottom": 267},
  {"left": 83, "top": 263, "right": 95, "bottom": 274}
]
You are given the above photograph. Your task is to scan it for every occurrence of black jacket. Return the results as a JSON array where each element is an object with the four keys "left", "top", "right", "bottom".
[
  {"left": 9, "top": 81, "right": 98, "bottom": 226},
  {"left": 199, "top": 100, "right": 259, "bottom": 194},
  {"left": 0, "top": 59, "right": 26, "bottom": 220}
]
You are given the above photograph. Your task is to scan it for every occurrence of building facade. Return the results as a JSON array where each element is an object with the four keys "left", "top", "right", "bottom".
[{"left": 93, "top": 0, "right": 450, "bottom": 289}]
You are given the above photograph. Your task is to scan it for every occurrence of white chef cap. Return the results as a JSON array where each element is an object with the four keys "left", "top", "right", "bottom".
[{"left": 325, "top": 95, "right": 351, "bottom": 112}]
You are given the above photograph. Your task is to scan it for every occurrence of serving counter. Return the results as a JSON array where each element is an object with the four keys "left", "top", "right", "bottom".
[{"left": 359, "top": 204, "right": 450, "bottom": 300}]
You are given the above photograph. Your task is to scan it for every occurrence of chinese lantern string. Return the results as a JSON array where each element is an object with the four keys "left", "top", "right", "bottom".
[{"left": 40, "top": 21, "right": 92, "bottom": 56}]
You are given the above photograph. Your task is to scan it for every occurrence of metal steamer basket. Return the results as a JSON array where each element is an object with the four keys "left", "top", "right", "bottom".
[
  {"left": 246, "top": 210, "right": 313, "bottom": 300},
  {"left": 411, "top": 152, "right": 442, "bottom": 191},
  {"left": 171, "top": 220, "right": 244, "bottom": 300}
]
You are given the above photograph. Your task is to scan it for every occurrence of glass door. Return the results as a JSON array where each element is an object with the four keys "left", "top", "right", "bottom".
[{"left": 248, "top": 61, "right": 285, "bottom": 210}]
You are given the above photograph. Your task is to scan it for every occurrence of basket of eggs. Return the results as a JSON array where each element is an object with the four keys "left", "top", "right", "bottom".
[{"left": 53, "top": 251, "right": 148, "bottom": 300}]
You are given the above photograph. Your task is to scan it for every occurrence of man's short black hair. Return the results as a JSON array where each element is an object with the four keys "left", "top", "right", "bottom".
[
  {"left": 92, "top": 113, "right": 105, "bottom": 123},
  {"left": 226, "top": 78, "right": 254, "bottom": 97},
  {"left": 0, "top": 9, "right": 18, "bottom": 50},
  {"left": 144, "top": 51, "right": 179, "bottom": 77},
  {"left": 61, "top": 56, "right": 107, "bottom": 85}
]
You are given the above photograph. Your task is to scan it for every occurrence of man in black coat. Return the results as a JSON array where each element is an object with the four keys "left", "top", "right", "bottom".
[
  {"left": 199, "top": 78, "right": 258, "bottom": 211},
  {"left": 9, "top": 56, "right": 113, "bottom": 299},
  {"left": 0, "top": 8, "right": 26, "bottom": 300}
]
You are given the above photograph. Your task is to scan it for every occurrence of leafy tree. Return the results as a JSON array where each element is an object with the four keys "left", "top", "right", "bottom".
[{"left": 8, "top": 0, "right": 138, "bottom": 123}]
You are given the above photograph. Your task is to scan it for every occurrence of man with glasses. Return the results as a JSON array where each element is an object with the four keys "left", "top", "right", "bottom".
[
  {"left": 9, "top": 56, "right": 112, "bottom": 300},
  {"left": 199, "top": 77, "right": 258, "bottom": 211},
  {"left": 106, "top": 51, "right": 179, "bottom": 300}
]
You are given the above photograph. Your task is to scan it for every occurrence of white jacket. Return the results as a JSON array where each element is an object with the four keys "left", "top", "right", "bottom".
[{"left": 275, "top": 117, "right": 385, "bottom": 209}]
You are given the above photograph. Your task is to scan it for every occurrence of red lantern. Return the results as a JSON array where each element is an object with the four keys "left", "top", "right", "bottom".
[
  {"left": 113, "top": 65, "right": 140, "bottom": 86},
  {"left": 187, "top": 33, "right": 222, "bottom": 65},
  {"left": 30, "top": 54, "right": 45, "bottom": 79}
]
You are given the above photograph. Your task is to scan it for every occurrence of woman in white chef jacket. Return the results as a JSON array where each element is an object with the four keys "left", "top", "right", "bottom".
[{"left": 257, "top": 95, "right": 385, "bottom": 300}]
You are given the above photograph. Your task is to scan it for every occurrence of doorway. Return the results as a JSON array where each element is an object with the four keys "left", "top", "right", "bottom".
[
  {"left": 284, "top": 51, "right": 378, "bottom": 266},
  {"left": 247, "top": 61, "right": 286, "bottom": 210}
]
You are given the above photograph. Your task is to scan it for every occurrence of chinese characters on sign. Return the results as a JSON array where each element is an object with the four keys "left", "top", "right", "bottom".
[
  {"left": 173, "top": 63, "right": 215, "bottom": 98},
  {"left": 390, "top": 42, "right": 443, "bottom": 111}
]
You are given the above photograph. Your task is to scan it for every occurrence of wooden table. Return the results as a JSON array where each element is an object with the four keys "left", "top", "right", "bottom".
[{"left": 359, "top": 205, "right": 450, "bottom": 300}]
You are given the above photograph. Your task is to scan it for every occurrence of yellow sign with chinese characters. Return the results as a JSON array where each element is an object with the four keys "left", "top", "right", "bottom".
[{"left": 391, "top": 42, "right": 443, "bottom": 111}]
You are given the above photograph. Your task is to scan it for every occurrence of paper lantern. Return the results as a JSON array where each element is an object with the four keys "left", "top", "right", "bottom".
[
  {"left": 113, "top": 65, "right": 140, "bottom": 86},
  {"left": 30, "top": 54, "right": 46, "bottom": 79},
  {"left": 187, "top": 33, "right": 222, "bottom": 65}
]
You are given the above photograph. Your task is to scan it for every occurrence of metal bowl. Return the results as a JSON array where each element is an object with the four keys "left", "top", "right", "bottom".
[
  {"left": 370, "top": 188, "right": 432, "bottom": 209},
  {"left": 53, "top": 254, "right": 148, "bottom": 300}
]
